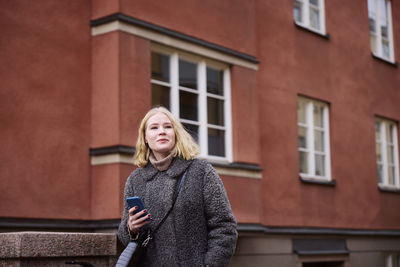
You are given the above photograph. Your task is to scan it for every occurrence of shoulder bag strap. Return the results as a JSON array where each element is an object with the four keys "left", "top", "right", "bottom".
[{"left": 151, "top": 168, "right": 189, "bottom": 235}]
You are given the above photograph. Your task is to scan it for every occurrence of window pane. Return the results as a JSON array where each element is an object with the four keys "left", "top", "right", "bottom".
[
  {"left": 310, "top": 0, "right": 319, "bottom": 6},
  {"left": 297, "top": 100, "right": 307, "bottom": 124},
  {"left": 370, "top": 35, "right": 377, "bottom": 54},
  {"left": 314, "top": 130, "right": 324, "bottom": 151},
  {"left": 369, "top": 18, "right": 376, "bottom": 33},
  {"left": 382, "top": 40, "right": 390, "bottom": 59},
  {"left": 152, "top": 83, "right": 170, "bottom": 109},
  {"left": 299, "top": 151, "right": 308, "bottom": 174},
  {"left": 381, "top": 25, "right": 388, "bottom": 38},
  {"left": 313, "top": 105, "right": 324, "bottom": 127},
  {"left": 179, "top": 91, "right": 198, "bottom": 121},
  {"left": 182, "top": 123, "right": 199, "bottom": 143},
  {"left": 151, "top": 52, "right": 169, "bottom": 82},
  {"left": 298, "top": 126, "right": 307, "bottom": 148},
  {"left": 386, "top": 123, "right": 394, "bottom": 143},
  {"left": 377, "top": 163, "right": 383, "bottom": 183},
  {"left": 207, "top": 67, "right": 223, "bottom": 95},
  {"left": 388, "top": 166, "right": 395, "bottom": 185},
  {"left": 375, "top": 121, "right": 381, "bottom": 140},
  {"left": 376, "top": 143, "right": 382, "bottom": 162},
  {"left": 315, "top": 154, "right": 325, "bottom": 176},
  {"left": 207, "top": 97, "right": 224, "bottom": 126},
  {"left": 309, "top": 8, "right": 320, "bottom": 30},
  {"left": 179, "top": 59, "right": 197, "bottom": 90},
  {"left": 208, "top": 128, "right": 225, "bottom": 157},
  {"left": 293, "top": 0, "right": 303, "bottom": 23},
  {"left": 387, "top": 145, "right": 394, "bottom": 164}
]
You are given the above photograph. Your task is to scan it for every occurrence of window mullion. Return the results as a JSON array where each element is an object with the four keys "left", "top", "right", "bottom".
[
  {"left": 319, "top": 0, "right": 326, "bottom": 33},
  {"left": 381, "top": 122, "right": 389, "bottom": 185},
  {"left": 392, "top": 125, "right": 400, "bottom": 187},
  {"left": 306, "top": 102, "right": 315, "bottom": 175},
  {"left": 224, "top": 69, "right": 233, "bottom": 162},
  {"left": 323, "top": 105, "right": 331, "bottom": 179},
  {"left": 198, "top": 61, "right": 208, "bottom": 157},
  {"left": 375, "top": 0, "right": 383, "bottom": 57},
  {"left": 170, "top": 53, "right": 179, "bottom": 117},
  {"left": 386, "top": 0, "right": 395, "bottom": 61}
]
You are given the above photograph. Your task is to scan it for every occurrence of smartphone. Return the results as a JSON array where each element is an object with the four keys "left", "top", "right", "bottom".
[{"left": 126, "top": 196, "right": 150, "bottom": 221}]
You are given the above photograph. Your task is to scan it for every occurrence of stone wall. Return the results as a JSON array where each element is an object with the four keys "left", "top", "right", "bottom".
[{"left": 0, "top": 232, "right": 118, "bottom": 266}]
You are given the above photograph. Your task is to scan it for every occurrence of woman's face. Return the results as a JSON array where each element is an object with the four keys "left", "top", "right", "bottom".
[{"left": 145, "top": 112, "right": 176, "bottom": 160}]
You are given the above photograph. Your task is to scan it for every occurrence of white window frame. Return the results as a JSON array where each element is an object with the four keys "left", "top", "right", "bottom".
[
  {"left": 375, "top": 117, "right": 400, "bottom": 189},
  {"left": 151, "top": 44, "right": 233, "bottom": 163},
  {"left": 293, "top": 0, "right": 326, "bottom": 35},
  {"left": 368, "top": 0, "right": 395, "bottom": 62},
  {"left": 298, "top": 96, "right": 331, "bottom": 181}
]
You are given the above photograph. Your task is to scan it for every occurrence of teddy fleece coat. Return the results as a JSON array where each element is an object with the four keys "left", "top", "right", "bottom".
[{"left": 117, "top": 157, "right": 238, "bottom": 267}]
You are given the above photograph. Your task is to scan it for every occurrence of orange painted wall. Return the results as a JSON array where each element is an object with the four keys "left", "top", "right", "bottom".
[
  {"left": 0, "top": 0, "right": 92, "bottom": 219},
  {"left": 91, "top": 0, "right": 257, "bottom": 57},
  {"left": 0, "top": 0, "right": 399, "bottom": 231},
  {"left": 256, "top": 0, "right": 400, "bottom": 229}
]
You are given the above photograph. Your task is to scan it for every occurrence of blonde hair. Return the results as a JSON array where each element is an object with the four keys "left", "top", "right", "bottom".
[{"left": 134, "top": 106, "right": 200, "bottom": 167}]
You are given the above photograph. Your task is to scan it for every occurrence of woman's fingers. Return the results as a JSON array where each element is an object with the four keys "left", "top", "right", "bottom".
[{"left": 128, "top": 208, "right": 152, "bottom": 232}]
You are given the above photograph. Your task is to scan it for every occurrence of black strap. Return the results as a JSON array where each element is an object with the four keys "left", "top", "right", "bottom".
[{"left": 151, "top": 169, "right": 188, "bottom": 235}]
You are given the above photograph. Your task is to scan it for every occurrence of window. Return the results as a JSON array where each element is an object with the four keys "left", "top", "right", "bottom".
[
  {"left": 375, "top": 117, "right": 400, "bottom": 189},
  {"left": 293, "top": 0, "right": 326, "bottom": 34},
  {"left": 151, "top": 47, "right": 232, "bottom": 161},
  {"left": 297, "top": 97, "right": 331, "bottom": 180},
  {"left": 368, "top": 0, "right": 395, "bottom": 62}
]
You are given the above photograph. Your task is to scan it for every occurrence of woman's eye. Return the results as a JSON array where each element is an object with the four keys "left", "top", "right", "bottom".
[{"left": 150, "top": 126, "right": 158, "bottom": 130}]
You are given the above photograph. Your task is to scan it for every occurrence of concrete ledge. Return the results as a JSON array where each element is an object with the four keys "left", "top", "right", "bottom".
[{"left": 0, "top": 231, "right": 117, "bottom": 265}]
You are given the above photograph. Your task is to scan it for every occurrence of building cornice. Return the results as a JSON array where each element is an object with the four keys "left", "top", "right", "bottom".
[
  {"left": 90, "top": 145, "right": 263, "bottom": 178},
  {"left": 90, "top": 13, "right": 259, "bottom": 70}
]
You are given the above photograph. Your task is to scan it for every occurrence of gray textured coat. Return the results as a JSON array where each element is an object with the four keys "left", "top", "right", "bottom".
[{"left": 117, "top": 157, "right": 237, "bottom": 267}]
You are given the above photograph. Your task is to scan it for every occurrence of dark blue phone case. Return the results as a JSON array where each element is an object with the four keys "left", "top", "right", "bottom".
[{"left": 126, "top": 196, "right": 149, "bottom": 221}]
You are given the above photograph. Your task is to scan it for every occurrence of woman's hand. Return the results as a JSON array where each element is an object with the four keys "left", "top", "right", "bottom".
[{"left": 127, "top": 206, "right": 151, "bottom": 234}]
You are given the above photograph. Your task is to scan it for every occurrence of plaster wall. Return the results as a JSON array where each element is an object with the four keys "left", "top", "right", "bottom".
[
  {"left": 91, "top": 0, "right": 257, "bottom": 56},
  {"left": 0, "top": 0, "right": 92, "bottom": 219},
  {"left": 256, "top": 1, "right": 400, "bottom": 229}
]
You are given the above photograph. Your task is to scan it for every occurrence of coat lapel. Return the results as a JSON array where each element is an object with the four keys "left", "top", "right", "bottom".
[{"left": 142, "top": 157, "right": 192, "bottom": 231}]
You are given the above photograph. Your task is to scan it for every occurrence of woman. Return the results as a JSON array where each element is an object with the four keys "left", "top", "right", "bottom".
[{"left": 118, "top": 107, "right": 238, "bottom": 267}]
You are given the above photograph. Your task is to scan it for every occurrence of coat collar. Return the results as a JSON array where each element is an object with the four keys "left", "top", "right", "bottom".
[{"left": 140, "top": 156, "right": 192, "bottom": 181}]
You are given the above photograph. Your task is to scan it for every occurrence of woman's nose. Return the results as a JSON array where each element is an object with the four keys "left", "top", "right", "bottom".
[{"left": 158, "top": 127, "right": 166, "bottom": 134}]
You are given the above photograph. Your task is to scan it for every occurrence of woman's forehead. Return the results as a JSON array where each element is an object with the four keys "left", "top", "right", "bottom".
[{"left": 147, "top": 112, "right": 172, "bottom": 125}]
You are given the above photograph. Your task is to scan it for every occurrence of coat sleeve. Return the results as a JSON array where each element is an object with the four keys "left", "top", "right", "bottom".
[
  {"left": 202, "top": 164, "right": 238, "bottom": 267},
  {"left": 117, "top": 174, "right": 135, "bottom": 247}
]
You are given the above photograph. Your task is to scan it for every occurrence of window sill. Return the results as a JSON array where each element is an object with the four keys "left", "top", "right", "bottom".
[
  {"left": 300, "top": 176, "right": 336, "bottom": 186},
  {"left": 212, "top": 161, "right": 263, "bottom": 179},
  {"left": 294, "top": 21, "right": 330, "bottom": 40},
  {"left": 371, "top": 53, "right": 398, "bottom": 67},
  {"left": 378, "top": 184, "right": 400, "bottom": 194}
]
